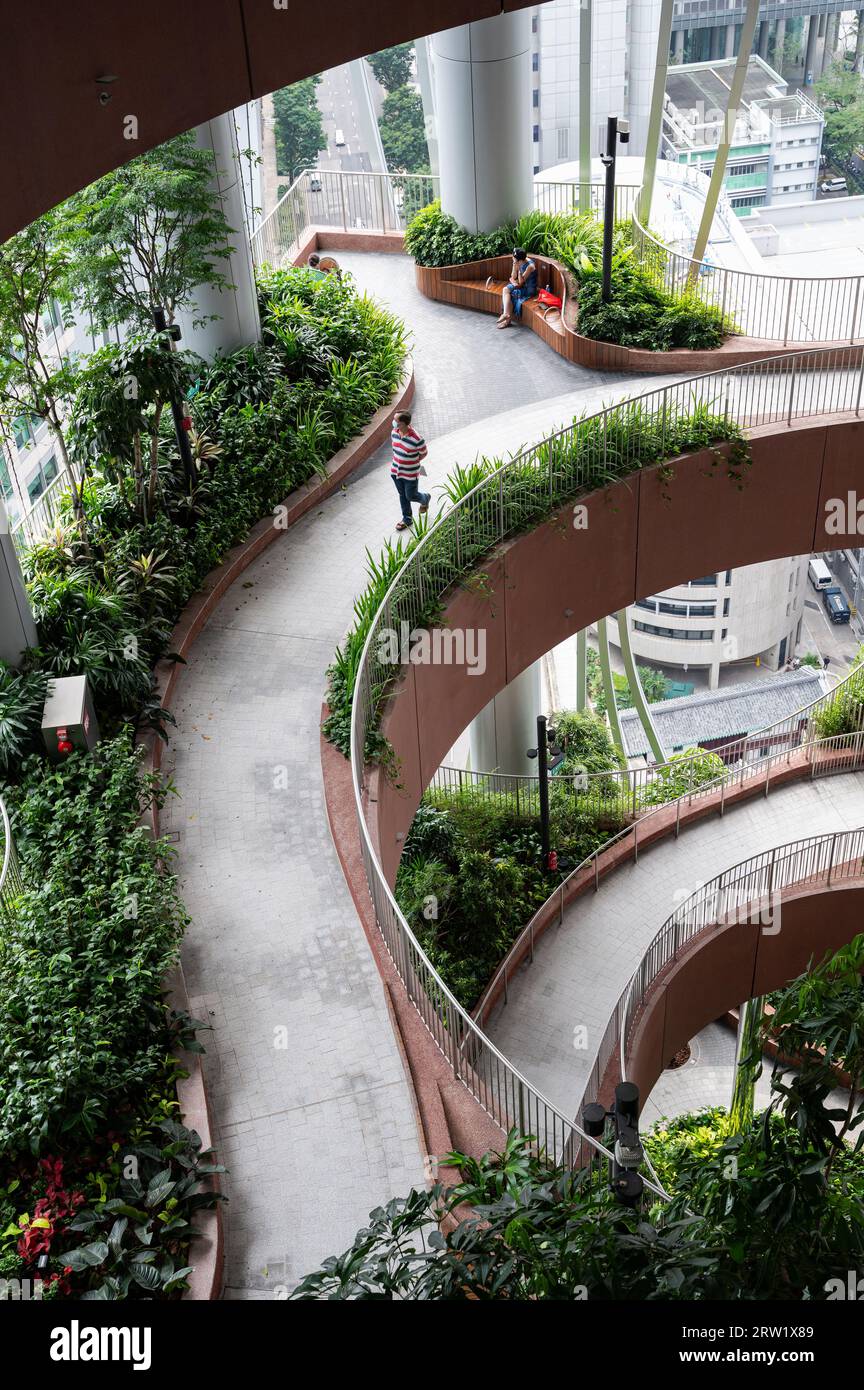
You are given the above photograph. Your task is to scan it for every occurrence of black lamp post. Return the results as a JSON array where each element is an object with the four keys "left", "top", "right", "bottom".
[
  {"left": 152, "top": 305, "right": 196, "bottom": 489},
  {"left": 583, "top": 1081, "right": 644, "bottom": 1206},
  {"left": 600, "top": 115, "right": 630, "bottom": 304},
  {"left": 527, "top": 715, "right": 565, "bottom": 871}
]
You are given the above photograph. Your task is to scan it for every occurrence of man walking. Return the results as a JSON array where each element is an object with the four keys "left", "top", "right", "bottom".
[{"left": 391, "top": 410, "right": 430, "bottom": 531}]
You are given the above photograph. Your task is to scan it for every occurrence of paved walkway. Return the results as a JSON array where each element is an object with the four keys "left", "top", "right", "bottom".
[
  {"left": 163, "top": 251, "right": 657, "bottom": 1296},
  {"left": 485, "top": 773, "right": 864, "bottom": 1120}
]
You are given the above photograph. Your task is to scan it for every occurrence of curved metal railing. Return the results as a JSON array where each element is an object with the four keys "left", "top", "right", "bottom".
[
  {"left": 349, "top": 345, "right": 864, "bottom": 1169},
  {"left": 431, "top": 657, "right": 862, "bottom": 826},
  {"left": 632, "top": 215, "right": 864, "bottom": 346},
  {"left": 0, "top": 794, "right": 22, "bottom": 922},
  {"left": 615, "top": 823, "right": 864, "bottom": 1098}
]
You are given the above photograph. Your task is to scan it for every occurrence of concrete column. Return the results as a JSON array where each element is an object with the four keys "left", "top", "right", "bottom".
[
  {"left": 628, "top": 0, "right": 663, "bottom": 156},
  {"left": 757, "top": 20, "right": 770, "bottom": 59},
  {"left": 469, "top": 661, "right": 541, "bottom": 777},
  {"left": 818, "top": 13, "right": 826, "bottom": 39},
  {"left": 431, "top": 11, "right": 532, "bottom": 232},
  {"left": 673, "top": 28, "right": 685, "bottom": 62},
  {"left": 179, "top": 110, "right": 261, "bottom": 361},
  {"left": 0, "top": 502, "right": 38, "bottom": 666},
  {"left": 774, "top": 17, "right": 787, "bottom": 69},
  {"left": 857, "top": 11, "right": 864, "bottom": 74},
  {"left": 804, "top": 13, "right": 819, "bottom": 84},
  {"left": 823, "top": 12, "right": 839, "bottom": 71},
  {"left": 725, "top": 24, "right": 736, "bottom": 59}
]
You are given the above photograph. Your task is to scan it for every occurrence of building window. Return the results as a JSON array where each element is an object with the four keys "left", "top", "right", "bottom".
[
  {"left": 533, "top": 124, "right": 540, "bottom": 143},
  {"left": 557, "top": 127, "right": 569, "bottom": 159},
  {"left": 634, "top": 621, "right": 713, "bottom": 641},
  {"left": 532, "top": 14, "right": 538, "bottom": 31},
  {"left": 532, "top": 52, "right": 539, "bottom": 71},
  {"left": 26, "top": 454, "right": 58, "bottom": 504},
  {"left": 723, "top": 597, "right": 730, "bottom": 616},
  {"left": 12, "top": 416, "right": 32, "bottom": 451},
  {"left": 533, "top": 89, "right": 539, "bottom": 108},
  {"left": 725, "top": 570, "right": 732, "bottom": 584},
  {"left": 0, "top": 456, "right": 13, "bottom": 501},
  {"left": 690, "top": 575, "right": 717, "bottom": 586}
]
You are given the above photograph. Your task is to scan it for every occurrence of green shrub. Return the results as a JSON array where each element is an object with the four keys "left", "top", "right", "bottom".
[
  {"left": 0, "top": 734, "right": 187, "bottom": 1155},
  {"left": 577, "top": 263, "right": 731, "bottom": 350},
  {"left": 404, "top": 200, "right": 513, "bottom": 267}
]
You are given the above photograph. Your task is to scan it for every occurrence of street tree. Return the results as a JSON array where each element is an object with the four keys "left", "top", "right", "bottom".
[
  {"left": 380, "top": 86, "right": 429, "bottom": 174},
  {"left": 272, "top": 77, "right": 327, "bottom": 179},
  {"left": 62, "top": 131, "right": 236, "bottom": 331},
  {"left": 816, "top": 63, "right": 864, "bottom": 166},
  {"left": 367, "top": 44, "right": 414, "bottom": 92}
]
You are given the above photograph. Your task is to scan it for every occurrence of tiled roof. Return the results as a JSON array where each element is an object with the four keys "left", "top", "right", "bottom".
[{"left": 619, "top": 668, "right": 825, "bottom": 759}]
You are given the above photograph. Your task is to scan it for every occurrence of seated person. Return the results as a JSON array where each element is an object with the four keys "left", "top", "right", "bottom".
[
  {"left": 307, "top": 252, "right": 327, "bottom": 280},
  {"left": 498, "top": 248, "right": 537, "bottom": 328}
]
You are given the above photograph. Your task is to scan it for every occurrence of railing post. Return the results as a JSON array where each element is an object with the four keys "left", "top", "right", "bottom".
[
  {"left": 633, "top": 817, "right": 639, "bottom": 864},
  {"left": 851, "top": 276, "right": 862, "bottom": 346},
  {"left": 559, "top": 882, "right": 565, "bottom": 925},
  {"left": 856, "top": 344, "right": 864, "bottom": 418},
  {"left": 720, "top": 774, "right": 726, "bottom": 817},
  {"left": 764, "top": 754, "right": 771, "bottom": 797},
  {"left": 786, "top": 359, "right": 797, "bottom": 426},
  {"left": 594, "top": 855, "right": 600, "bottom": 892},
  {"left": 338, "top": 174, "right": 348, "bottom": 232},
  {"left": 378, "top": 175, "right": 387, "bottom": 235},
  {"left": 827, "top": 832, "right": 837, "bottom": 886},
  {"left": 530, "top": 918, "right": 535, "bottom": 962},
  {"left": 782, "top": 279, "right": 793, "bottom": 347},
  {"left": 675, "top": 796, "right": 682, "bottom": 838}
]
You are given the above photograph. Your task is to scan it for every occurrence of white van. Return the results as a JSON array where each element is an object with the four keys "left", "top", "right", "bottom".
[
  {"left": 334, "top": 128, "right": 346, "bottom": 147},
  {"left": 808, "top": 557, "right": 832, "bottom": 590}
]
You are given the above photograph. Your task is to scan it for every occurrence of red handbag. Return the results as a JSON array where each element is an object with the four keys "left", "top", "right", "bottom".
[{"left": 538, "top": 287, "right": 563, "bottom": 309}]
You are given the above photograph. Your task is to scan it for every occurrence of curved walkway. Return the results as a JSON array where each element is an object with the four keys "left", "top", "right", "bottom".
[
  {"left": 484, "top": 773, "right": 864, "bottom": 1121},
  {"left": 163, "top": 251, "right": 663, "bottom": 1296}
]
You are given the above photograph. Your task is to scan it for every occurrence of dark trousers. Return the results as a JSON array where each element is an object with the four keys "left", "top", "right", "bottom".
[{"left": 392, "top": 475, "right": 430, "bottom": 523}]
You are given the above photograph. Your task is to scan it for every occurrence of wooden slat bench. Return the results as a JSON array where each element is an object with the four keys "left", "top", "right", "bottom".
[{"left": 421, "top": 253, "right": 581, "bottom": 358}]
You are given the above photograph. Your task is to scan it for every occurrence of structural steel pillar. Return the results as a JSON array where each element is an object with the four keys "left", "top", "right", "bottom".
[
  {"left": 804, "top": 12, "right": 819, "bottom": 83},
  {"left": 616, "top": 609, "right": 665, "bottom": 763},
  {"left": 638, "top": 0, "right": 676, "bottom": 226},
  {"left": 691, "top": 0, "right": 760, "bottom": 270},
  {"left": 597, "top": 617, "right": 624, "bottom": 757},
  {"left": 432, "top": 11, "right": 532, "bottom": 232},
  {"left": 730, "top": 994, "right": 766, "bottom": 1133},
  {"left": 579, "top": 0, "right": 593, "bottom": 214},
  {"left": 576, "top": 629, "right": 588, "bottom": 713}
]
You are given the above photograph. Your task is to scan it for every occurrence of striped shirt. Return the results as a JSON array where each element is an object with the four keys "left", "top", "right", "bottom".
[{"left": 391, "top": 424, "right": 428, "bottom": 479}]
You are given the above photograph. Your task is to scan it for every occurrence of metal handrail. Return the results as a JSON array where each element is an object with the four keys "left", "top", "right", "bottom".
[
  {"left": 432, "top": 655, "right": 860, "bottom": 819},
  {"left": 473, "top": 726, "right": 864, "bottom": 1028},
  {"left": 349, "top": 344, "right": 864, "bottom": 1171},
  {"left": 0, "top": 794, "right": 22, "bottom": 922},
  {"left": 615, "top": 822, "right": 864, "bottom": 1101},
  {"left": 632, "top": 213, "right": 864, "bottom": 346}
]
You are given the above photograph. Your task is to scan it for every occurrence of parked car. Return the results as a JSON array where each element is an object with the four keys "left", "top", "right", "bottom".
[
  {"left": 823, "top": 586, "right": 851, "bottom": 623},
  {"left": 309, "top": 175, "right": 322, "bottom": 193},
  {"left": 820, "top": 177, "right": 848, "bottom": 195}
]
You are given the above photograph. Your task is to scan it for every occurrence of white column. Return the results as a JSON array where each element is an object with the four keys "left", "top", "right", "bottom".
[
  {"left": 774, "top": 17, "right": 787, "bottom": 69},
  {"left": 856, "top": 11, "right": 864, "bottom": 74},
  {"left": 178, "top": 110, "right": 261, "bottom": 361},
  {"left": 0, "top": 502, "right": 37, "bottom": 666},
  {"left": 469, "top": 661, "right": 541, "bottom": 777},
  {"left": 725, "top": 24, "right": 736, "bottom": 59},
  {"left": 628, "top": 0, "right": 663, "bottom": 157},
  {"left": 673, "top": 29, "right": 685, "bottom": 61},
  {"left": 431, "top": 12, "right": 532, "bottom": 232}
]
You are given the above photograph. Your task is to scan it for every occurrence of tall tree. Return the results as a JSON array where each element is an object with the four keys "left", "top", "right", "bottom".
[
  {"left": 816, "top": 63, "right": 864, "bottom": 166},
  {"left": 380, "top": 86, "right": 429, "bottom": 174},
  {"left": 272, "top": 77, "right": 327, "bottom": 179},
  {"left": 367, "top": 44, "right": 415, "bottom": 93},
  {"left": 0, "top": 212, "right": 81, "bottom": 515},
  {"left": 62, "top": 131, "right": 236, "bottom": 331}
]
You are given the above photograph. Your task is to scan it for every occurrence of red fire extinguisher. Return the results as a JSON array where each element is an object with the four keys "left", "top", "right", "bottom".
[{"left": 547, "top": 848, "right": 558, "bottom": 872}]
